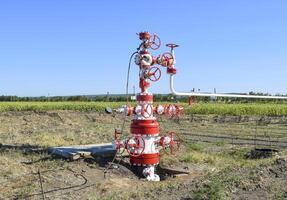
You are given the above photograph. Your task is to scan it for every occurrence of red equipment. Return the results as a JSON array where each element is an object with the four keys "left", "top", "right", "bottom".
[
  {"left": 109, "top": 31, "right": 287, "bottom": 182},
  {"left": 161, "top": 52, "right": 174, "bottom": 67},
  {"left": 126, "top": 135, "right": 145, "bottom": 157},
  {"left": 166, "top": 43, "right": 179, "bottom": 49},
  {"left": 161, "top": 132, "right": 182, "bottom": 155},
  {"left": 147, "top": 66, "right": 161, "bottom": 82},
  {"left": 113, "top": 32, "right": 182, "bottom": 181},
  {"left": 141, "top": 104, "right": 153, "bottom": 119},
  {"left": 148, "top": 34, "right": 161, "bottom": 50}
]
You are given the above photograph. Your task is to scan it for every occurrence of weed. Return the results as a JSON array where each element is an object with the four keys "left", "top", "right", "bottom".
[{"left": 193, "top": 179, "right": 227, "bottom": 200}]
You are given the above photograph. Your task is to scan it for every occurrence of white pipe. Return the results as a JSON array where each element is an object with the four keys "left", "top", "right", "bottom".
[{"left": 169, "top": 75, "right": 287, "bottom": 99}]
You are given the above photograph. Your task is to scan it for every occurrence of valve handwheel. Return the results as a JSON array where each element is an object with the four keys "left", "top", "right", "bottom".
[
  {"left": 147, "top": 67, "right": 161, "bottom": 82},
  {"left": 125, "top": 136, "right": 145, "bottom": 157},
  {"left": 115, "top": 139, "right": 125, "bottom": 154},
  {"left": 175, "top": 105, "right": 184, "bottom": 117},
  {"left": 162, "top": 52, "right": 174, "bottom": 67},
  {"left": 169, "top": 132, "right": 181, "bottom": 154},
  {"left": 161, "top": 132, "right": 181, "bottom": 155},
  {"left": 164, "top": 104, "right": 177, "bottom": 118},
  {"left": 166, "top": 43, "right": 179, "bottom": 49},
  {"left": 141, "top": 104, "right": 153, "bottom": 118},
  {"left": 148, "top": 34, "right": 161, "bottom": 50}
]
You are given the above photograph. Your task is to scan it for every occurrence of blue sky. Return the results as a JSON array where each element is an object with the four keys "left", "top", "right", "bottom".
[{"left": 0, "top": 0, "right": 286, "bottom": 96}]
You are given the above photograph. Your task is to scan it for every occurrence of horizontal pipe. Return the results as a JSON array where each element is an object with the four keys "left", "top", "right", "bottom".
[{"left": 169, "top": 75, "right": 287, "bottom": 99}]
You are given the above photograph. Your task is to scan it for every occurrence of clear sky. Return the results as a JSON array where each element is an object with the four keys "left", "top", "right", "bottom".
[{"left": 0, "top": 0, "right": 286, "bottom": 96}]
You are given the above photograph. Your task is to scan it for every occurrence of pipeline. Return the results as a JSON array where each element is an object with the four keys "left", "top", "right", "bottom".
[{"left": 169, "top": 75, "right": 287, "bottom": 99}]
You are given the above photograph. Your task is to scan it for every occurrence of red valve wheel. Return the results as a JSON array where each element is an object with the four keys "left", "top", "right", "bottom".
[
  {"left": 125, "top": 136, "right": 145, "bottom": 157},
  {"left": 147, "top": 67, "right": 161, "bottom": 82},
  {"left": 166, "top": 43, "right": 179, "bottom": 48},
  {"left": 175, "top": 105, "right": 184, "bottom": 117},
  {"left": 115, "top": 139, "right": 125, "bottom": 154},
  {"left": 141, "top": 104, "right": 153, "bottom": 119},
  {"left": 164, "top": 104, "right": 177, "bottom": 118},
  {"left": 162, "top": 52, "right": 174, "bottom": 67},
  {"left": 169, "top": 132, "right": 182, "bottom": 154},
  {"left": 148, "top": 34, "right": 161, "bottom": 50},
  {"left": 161, "top": 132, "right": 181, "bottom": 155}
]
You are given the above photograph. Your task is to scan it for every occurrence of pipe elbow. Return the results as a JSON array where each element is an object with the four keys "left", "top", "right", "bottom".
[{"left": 169, "top": 75, "right": 178, "bottom": 96}]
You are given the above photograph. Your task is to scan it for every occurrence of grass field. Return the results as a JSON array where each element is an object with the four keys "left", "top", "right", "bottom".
[
  {"left": 0, "top": 110, "right": 286, "bottom": 199},
  {"left": 0, "top": 101, "right": 287, "bottom": 116},
  {"left": 0, "top": 101, "right": 286, "bottom": 199}
]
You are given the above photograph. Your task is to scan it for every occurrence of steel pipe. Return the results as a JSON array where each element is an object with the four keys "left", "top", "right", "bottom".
[{"left": 169, "top": 75, "right": 287, "bottom": 99}]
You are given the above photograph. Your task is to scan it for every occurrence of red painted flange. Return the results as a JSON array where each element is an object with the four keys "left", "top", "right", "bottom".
[
  {"left": 130, "top": 153, "right": 160, "bottom": 165},
  {"left": 131, "top": 120, "right": 159, "bottom": 135},
  {"left": 139, "top": 32, "right": 150, "bottom": 40},
  {"left": 167, "top": 67, "right": 177, "bottom": 74},
  {"left": 136, "top": 94, "right": 153, "bottom": 102}
]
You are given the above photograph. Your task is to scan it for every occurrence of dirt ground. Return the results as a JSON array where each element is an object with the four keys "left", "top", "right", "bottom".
[{"left": 0, "top": 111, "right": 287, "bottom": 199}]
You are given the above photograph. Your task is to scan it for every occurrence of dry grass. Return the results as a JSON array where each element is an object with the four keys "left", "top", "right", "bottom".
[{"left": 0, "top": 111, "right": 286, "bottom": 199}]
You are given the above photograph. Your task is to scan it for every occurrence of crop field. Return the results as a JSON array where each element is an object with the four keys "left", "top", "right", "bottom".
[
  {"left": 1, "top": 101, "right": 287, "bottom": 116},
  {"left": 0, "top": 103, "right": 287, "bottom": 199}
]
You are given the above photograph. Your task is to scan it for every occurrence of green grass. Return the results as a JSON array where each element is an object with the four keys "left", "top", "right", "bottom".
[
  {"left": 0, "top": 101, "right": 287, "bottom": 116},
  {"left": 181, "top": 143, "right": 287, "bottom": 200},
  {"left": 193, "top": 178, "right": 227, "bottom": 200},
  {"left": 185, "top": 102, "right": 287, "bottom": 116},
  {"left": 0, "top": 102, "right": 125, "bottom": 112}
]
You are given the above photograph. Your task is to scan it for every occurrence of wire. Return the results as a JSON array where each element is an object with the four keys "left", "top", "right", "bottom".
[
  {"left": 38, "top": 169, "right": 46, "bottom": 200},
  {"left": 125, "top": 51, "right": 139, "bottom": 102},
  {"left": 103, "top": 41, "right": 144, "bottom": 177},
  {"left": 125, "top": 42, "right": 143, "bottom": 101},
  {"left": 0, "top": 168, "right": 88, "bottom": 198},
  {"left": 103, "top": 49, "right": 139, "bottom": 177}
]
